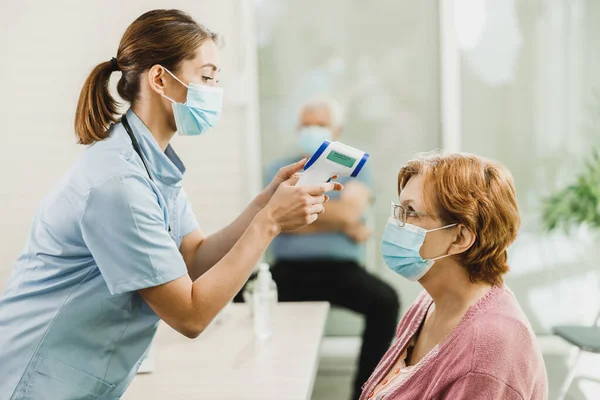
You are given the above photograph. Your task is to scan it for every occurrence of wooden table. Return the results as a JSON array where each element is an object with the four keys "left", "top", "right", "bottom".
[{"left": 123, "top": 302, "right": 330, "bottom": 400}]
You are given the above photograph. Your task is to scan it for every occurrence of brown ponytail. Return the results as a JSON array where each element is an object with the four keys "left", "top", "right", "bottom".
[
  {"left": 74, "top": 9, "right": 218, "bottom": 145},
  {"left": 74, "top": 61, "right": 119, "bottom": 144}
]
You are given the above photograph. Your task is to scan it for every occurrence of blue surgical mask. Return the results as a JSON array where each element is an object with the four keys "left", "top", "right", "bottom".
[
  {"left": 297, "top": 126, "right": 332, "bottom": 155},
  {"left": 381, "top": 217, "right": 457, "bottom": 281},
  {"left": 162, "top": 68, "right": 224, "bottom": 136}
]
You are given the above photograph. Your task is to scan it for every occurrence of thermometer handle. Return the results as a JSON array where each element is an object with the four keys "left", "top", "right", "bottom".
[{"left": 296, "top": 170, "right": 333, "bottom": 186}]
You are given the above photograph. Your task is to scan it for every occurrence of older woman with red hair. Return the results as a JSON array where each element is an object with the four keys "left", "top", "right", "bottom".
[{"left": 361, "top": 153, "right": 548, "bottom": 400}]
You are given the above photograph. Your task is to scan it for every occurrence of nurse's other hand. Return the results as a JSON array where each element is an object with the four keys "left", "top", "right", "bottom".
[
  {"left": 262, "top": 176, "right": 343, "bottom": 232},
  {"left": 261, "top": 159, "right": 307, "bottom": 205}
]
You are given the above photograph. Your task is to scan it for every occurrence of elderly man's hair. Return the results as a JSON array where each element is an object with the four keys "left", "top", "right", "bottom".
[{"left": 300, "top": 97, "right": 346, "bottom": 129}]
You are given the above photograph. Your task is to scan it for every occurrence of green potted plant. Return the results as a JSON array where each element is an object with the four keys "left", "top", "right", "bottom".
[{"left": 542, "top": 150, "right": 600, "bottom": 231}]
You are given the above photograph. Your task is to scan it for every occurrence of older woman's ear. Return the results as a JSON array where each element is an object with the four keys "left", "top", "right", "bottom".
[{"left": 448, "top": 225, "right": 476, "bottom": 256}]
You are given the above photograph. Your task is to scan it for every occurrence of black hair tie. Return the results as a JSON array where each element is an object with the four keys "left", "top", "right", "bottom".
[{"left": 109, "top": 57, "right": 119, "bottom": 72}]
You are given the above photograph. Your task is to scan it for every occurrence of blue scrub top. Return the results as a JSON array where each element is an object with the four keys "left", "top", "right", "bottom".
[{"left": 0, "top": 109, "right": 199, "bottom": 399}]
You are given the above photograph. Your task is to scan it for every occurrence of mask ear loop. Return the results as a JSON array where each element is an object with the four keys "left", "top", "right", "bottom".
[
  {"left": 162, "top": 94, "right": 176, "bottom": 103},
  {"left": 161, "top": 66, "right": 189, "bottom": 104},
  {"left": 426, "top": 223, "right": 458, "bottom": 233},
  {"left": 163, "top": 67, "right": 190, "bottom": 88},
  {"left": 426, "top": 223, "right": 459, "bottom": 261}
]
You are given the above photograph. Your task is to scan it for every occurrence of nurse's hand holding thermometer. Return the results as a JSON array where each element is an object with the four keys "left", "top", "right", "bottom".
[{"left": 262, "top": 158, "right": 343, "bottom": 229}]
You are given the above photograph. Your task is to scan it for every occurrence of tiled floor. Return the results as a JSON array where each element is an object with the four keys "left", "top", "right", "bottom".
[{"left": 311, "top": 337, "right": 600, "bottom": 400}]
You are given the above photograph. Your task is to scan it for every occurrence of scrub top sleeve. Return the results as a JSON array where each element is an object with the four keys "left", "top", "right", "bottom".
[
  {"left": 178, "top": 188, "right": 199, "bottom": 237},
  {"left": 81, "top": 174, "right": 188, "bottom": 295}
]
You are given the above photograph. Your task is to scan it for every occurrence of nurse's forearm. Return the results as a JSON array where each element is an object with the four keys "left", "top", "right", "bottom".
[
  {"left": 142, "top": 180, "right": 336, "bottom": 338},
  {"left": 189, "top": 192, "right": 268, "bottom": 280},
  {"left": 189, "top": 210, "right": 279, "bottom": 328},
  {"left": 140, "top": 210, "right": 279, "bottom": 338}
]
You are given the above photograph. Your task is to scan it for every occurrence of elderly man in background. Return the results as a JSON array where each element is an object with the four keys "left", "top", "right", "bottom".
[{"left": 267, "top": 99, "right": 400, "bottom": 400}]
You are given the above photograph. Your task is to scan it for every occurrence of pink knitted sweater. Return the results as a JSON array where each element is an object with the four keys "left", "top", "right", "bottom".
[{"left": 360, "top": 285, "right": 548, "bottom": 400}]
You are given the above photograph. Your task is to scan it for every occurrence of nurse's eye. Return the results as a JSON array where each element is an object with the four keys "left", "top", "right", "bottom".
[{"left": 202, "top": 76, "right": 214, "bottom": 83}]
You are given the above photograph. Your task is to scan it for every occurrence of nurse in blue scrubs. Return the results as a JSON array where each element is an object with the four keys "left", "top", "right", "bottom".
[{"left": 0, "top": 9, "right": 340, "bottom": 400}]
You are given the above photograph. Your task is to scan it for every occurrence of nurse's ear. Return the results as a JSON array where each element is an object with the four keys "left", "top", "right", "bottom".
[
  {"left": 146, "top": 65, "right": 187, "bottom": 103},
  {"left": 146, "top": 65, "right": 168, "bottom": 97}
]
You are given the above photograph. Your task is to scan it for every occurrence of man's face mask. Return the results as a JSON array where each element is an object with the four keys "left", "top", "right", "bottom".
[
  {"left": 162, "top": 68, "right": 224, "bottom": 136},
  {"left": 297, "top": 126, "right": 332, "bottom": 155}
]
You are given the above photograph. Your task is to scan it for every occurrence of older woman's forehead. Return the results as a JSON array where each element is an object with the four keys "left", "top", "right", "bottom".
[
  {"left": 400, "top": 173, "right": 441, "bottom": 217},
  {"left": 399, "top": 175, "right": 424, "bottom": 204}
]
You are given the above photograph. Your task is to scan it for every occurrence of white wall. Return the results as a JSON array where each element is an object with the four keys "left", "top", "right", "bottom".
[{"left": 0, "top": 0, "right": 261, "bottom": 289}]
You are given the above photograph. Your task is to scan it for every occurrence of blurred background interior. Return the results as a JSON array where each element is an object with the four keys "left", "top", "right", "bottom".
[{"left": 1, "top": 0, "right": 599, "bottom": 399}]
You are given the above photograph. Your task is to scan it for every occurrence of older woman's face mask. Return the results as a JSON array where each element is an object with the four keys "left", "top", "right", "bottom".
[
  {"left": 381, "top": 175, "right": 457, "bottom": 281},
  {"left": 381, "top": 216, "right": 456, "bottom": 281}
]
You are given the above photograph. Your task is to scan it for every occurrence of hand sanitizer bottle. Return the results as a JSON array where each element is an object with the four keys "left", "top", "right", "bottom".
[{"left": 253, "top": 263, "right": 276, "bottom": 340}]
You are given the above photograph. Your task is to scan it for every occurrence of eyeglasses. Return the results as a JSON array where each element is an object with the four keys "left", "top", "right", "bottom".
[{"left": 390, "top": 202, "right": 428, "bottom": 227}]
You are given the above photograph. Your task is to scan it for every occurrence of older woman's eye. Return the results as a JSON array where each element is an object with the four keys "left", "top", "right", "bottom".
[{"left": 407, "top": 207, "right": 420, "bottom": 218}]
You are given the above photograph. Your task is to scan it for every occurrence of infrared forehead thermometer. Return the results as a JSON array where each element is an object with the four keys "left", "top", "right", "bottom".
[{"left": 297, "top": 141, "right": 369, "bottom": 186}]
